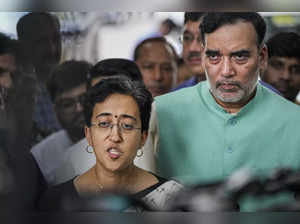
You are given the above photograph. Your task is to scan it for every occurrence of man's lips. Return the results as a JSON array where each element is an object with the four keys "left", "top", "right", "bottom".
[
  {"left": 220, "top": 84, "right": 237, "bottom": 90},
  {"left": 217, "top": 81, "right": 241, "bottom": 92}
]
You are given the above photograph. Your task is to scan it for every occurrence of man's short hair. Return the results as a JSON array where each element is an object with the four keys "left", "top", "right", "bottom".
[
  {"left": 267, "top": 32, "right": 300, "bottom": 59},
  {"left": 47, "top": 60, "right": 92, "bottom": 102},
  {"left": 90, "top": 58, "right": 143, "bottom": 84},
  {"left": 184, "top": 12, "right": 206, "bottom": 25},
  {"left": 133, "top": 36, "right": 178, "bottom": 62},
  {"left": 200, "top": 12, "right": 266, "bottom": 47},
  {"left": 17, "top": 12, "right": 60, "bottom": 40},
  {"left": 0, "top": 33, "right": 17, "bottom": 56}
]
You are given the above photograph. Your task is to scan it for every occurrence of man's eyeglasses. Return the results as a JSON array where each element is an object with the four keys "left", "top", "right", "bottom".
[
  {"left": 179, "top": 33, "right": 202, "bottom": 45},
  {"left": 55, "top": 94, "right": 86, "bottom": 113},
  {"left": 90, "top": 121, "right": 141, "bottom": 136}
]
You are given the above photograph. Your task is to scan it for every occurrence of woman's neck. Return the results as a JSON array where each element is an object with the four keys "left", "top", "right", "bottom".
[{"left": 93, "top": 164, "right": 139, "bottom": 193}]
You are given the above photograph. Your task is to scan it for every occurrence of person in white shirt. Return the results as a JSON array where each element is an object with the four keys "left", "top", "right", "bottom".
[{"left": 31, "top": 60, "right": 91, "bottom": 185}]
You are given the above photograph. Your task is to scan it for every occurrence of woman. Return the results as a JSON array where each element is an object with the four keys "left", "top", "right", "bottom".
[{"left": 38, "top": 76, "right": 182, "bottom": 211}]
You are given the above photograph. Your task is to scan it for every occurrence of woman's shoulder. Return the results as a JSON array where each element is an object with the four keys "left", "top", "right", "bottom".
[
  {"left": 149, "top": 174, "right": 184, "bottom": 194},
  {"left": 138, "top": 175, "right": 184, "bottom": 211},
  {"left": 134, "top": 171, "right": 183, "bottom": 199}
]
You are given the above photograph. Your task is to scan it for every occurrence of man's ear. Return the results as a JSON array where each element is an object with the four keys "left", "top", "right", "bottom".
[{"left": 259, "top": 44, "right": 268, "bottom": 71}]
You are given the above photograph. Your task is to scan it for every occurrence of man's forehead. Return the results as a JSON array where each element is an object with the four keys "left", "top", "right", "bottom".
[
  {"left": 204, "top": 22, "right": 257, "bottom": 49},
  {"left": 270, "top": 56, "right": 300, "bottom": 65},
  {"left": 57, "top": 84, "right": 87, "bottom": 100},
  {"left": 139, "top": 42, "right": 175, "bottom": 60},
  {"left": 183, "top": 20, "right": 201, "bottom": 34}
]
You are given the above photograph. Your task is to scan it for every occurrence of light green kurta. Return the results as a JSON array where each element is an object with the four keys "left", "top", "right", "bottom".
[{"left": 155, "top": 81, "right": 300, "bottom": 211}]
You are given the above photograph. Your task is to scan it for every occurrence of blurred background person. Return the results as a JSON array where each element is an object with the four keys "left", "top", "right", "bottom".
[
  {"left": 0, "top": 33, "right": 18, "bottom": 150},
  {"left": 261, "top": 32, "right": 300, "bottom": 103},
  {"left": 0, "top": 32, "right": 40, "bottom": 212},
  {"left": 38, "top": 77, "right": 182, "bottom": 211},
  {"left": 134, "top": 37, "right": 178, "bottom": 97},
  {"left": 159, "top": 18, "right": 179, "bottom": 36},
  {"left": 31, "top": 60, "right": 91, "bottom": 186},
  {"left": 0, "top": 32, "right": 18, "bottom": 209},
  {"left": 88, "top": 58, "right": 143, "bottom": 87},
  {"left": 176, "top": 58, "right": 193, "bottom": 85},
  {"left": 174, "top": 12, "right": 206, "bottom": 90},
  {"left": 17, "top": 12, "right": 62, "bottom": 144}
]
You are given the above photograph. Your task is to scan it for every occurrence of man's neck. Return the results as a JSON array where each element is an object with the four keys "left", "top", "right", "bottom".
[
  {"left": 35, "top": 64, "right": 56, "bottom": 84},
  {"left": 195, "top": 73, "right": 206, "bottom": 83}
]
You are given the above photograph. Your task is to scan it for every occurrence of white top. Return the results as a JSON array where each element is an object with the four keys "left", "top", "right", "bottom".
[
  {"left": 54, "top": 138, "right": 94, "bottom": 185},
  {"left": 31, "top": 130, "right": 74, "bottom": 185}
]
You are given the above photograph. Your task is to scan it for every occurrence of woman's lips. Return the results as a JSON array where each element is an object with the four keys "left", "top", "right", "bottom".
[{"left": 107, "top": 148, "right": 122, "bottom": 159}]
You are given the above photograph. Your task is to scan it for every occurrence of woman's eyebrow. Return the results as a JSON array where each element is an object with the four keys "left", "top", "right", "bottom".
[
  {"left": 95, "top": 112, "right": 112, "bottom": 118},
  {"left": 119, "top": 114, "right": 137, "bottom": 121}
]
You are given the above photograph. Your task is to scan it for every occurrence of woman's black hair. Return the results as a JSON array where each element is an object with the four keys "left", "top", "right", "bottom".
[{"left": 84, "top": 76, "right": 153, "bottom": 132}]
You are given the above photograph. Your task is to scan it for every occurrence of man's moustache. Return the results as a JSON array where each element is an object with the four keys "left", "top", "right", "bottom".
[
  {"left": 216, "top": 80, "right": 241, "bottom": 88},
  {"left": 188, "top": 52, "right": 201, "bottom": 60}
]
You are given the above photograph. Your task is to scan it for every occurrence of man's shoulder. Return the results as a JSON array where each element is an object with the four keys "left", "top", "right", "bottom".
[
  {"left": 261, "top": 85, "right": 300, "bottom": 113},
  {"left": 156, "top": 81, "right": 204, "bottom": 104},
  {"left": 259, "top": 85, "right": 300, "bottom": 122}
]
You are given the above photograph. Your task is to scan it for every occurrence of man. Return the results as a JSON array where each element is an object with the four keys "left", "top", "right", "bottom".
[
  {"left": 0, "top": 32, "right": 36, "bottom": 152},
  {"left": 0, "top": 34, "right": 16, "bottom": 94},
  {"left": 0, "top": 32, "right": 18, "bottom": 204},
  {"left": 0, "top": 33, "right": 42, "bottom": 211},
  {"left": 143, "top": 13, "right": 300, "bottom": 211},
  {"left": 0, "top": 33, "right": 17, "bottom": 133},
  {"left": 173, "top": 12, "right": 206, "bottom": 90},
  {"left": 17, "top": 12, "right": 62, "bottom": 142},
  {"left": 261, "top": 32, "right": 300, "bottom": 103},
  {"left": 174, "top": 12, "right": 278, "bottom": 95},
  {"left": 31, "top": 60, "right": 91, "bottom": 185},
  {"left": 134, "top": 37, "right": 178, "bottom": 97}
]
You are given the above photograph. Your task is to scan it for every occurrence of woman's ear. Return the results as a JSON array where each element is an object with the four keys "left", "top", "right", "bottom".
[
  {"left": 85, "top": 125, "right": 92, "bottom": 146},
  {"left": 140, "top": 131, "right": 148, "bottom": 148}
]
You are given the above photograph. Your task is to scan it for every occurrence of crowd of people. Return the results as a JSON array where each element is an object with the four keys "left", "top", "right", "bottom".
[{"left": 0, "top": 12, "right": 300, "bottom": 212}]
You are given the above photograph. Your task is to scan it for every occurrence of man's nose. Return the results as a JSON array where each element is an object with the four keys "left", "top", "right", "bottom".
[
  {"left": 221, "top": 58, "right": 235, "bottom": 78},
  {"left": 189, "top": 37, "right": 202, "bottom": 52},
  {"left": 281, "top": 67, "right": 291, "bottom": 81},
  {"left": 75, "top": 101, "right": 84, "bottom": 112},
  {"left": 153, "top": 66, "right": 163, "bottom": 81}
]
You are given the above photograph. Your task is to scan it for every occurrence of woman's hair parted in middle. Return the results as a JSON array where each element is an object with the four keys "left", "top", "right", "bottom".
[{"left": 83, "top": 76, "right": 153, "bottom": 132}]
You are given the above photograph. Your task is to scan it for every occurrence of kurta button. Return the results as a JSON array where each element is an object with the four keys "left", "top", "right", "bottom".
[
  {"left": 227, "top": 147, "right": 233, "bottom": 153},
  {"left": 229, "top": 118, "right": 237, "bottom": 125}
]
